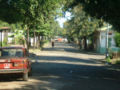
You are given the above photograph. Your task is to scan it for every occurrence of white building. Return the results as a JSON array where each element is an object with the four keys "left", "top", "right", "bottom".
[{"left": 94, "top": 25, "right": 116, "bottom": 54}]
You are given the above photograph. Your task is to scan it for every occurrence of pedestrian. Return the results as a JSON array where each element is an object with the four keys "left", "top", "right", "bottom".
[{"left": 51, "top": 40, "right": 55, "bottom": 48}]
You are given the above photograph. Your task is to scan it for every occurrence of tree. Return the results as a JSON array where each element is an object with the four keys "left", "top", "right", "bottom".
[
  {"left": 0, "top": 0, "right": 23, "bottom": 23},
  {"left": 64, "top": 4, "right": 101, "bottom": 50},
  {"left": 0, "top": 0, "right": 64, "bottom": 50},
  {"left": 64, "top": 0, "right": 120, "bottom": 32},
  {"left": 114, "top": 32, "right": 120, "bottom": 47}
]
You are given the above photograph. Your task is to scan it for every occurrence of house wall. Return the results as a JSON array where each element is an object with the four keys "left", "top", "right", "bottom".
[
  {"left": 0, "top": 32, "right": 4, "bottom": 42},
  {"left": 98, "top": 31, "right": 116, "bottom": 54},
  {"left": 109, "top": 33, "right": 116, "bottom": 47},
  {"left": 0, "top": 31, "right": 13, "bottom": 44},
  {"left": 99, "top": 31, "right": 107, "bottom": 54}
]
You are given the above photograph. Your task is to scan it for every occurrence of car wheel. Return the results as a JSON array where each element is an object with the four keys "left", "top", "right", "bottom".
[{"left": 23, "top": 72, "right": 28, "bottom": 81}]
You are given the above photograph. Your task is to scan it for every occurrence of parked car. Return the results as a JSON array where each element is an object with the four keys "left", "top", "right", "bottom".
[{"left": 0, "top": 46, "right": 32, "bottom": 81}]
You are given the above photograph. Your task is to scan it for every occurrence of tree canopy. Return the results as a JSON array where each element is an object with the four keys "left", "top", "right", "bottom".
[
  {"left": 64, "top": 4, "right": 102, "bottom": 50},
  {"left": 64, "top": 0, "right": 120, "bottom": 32},
  {"left": 0, "top": 0, "right": 64, "bottom": 49}
]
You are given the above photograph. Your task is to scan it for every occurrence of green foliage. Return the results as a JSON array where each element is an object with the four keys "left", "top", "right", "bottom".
[
  {"left": 50, "top": 21, "right": 63, "bottom": 37},
  {"left": 36, "top": 23, "right": 51, "bottom": 36},
  {"left": 115, "top": 60, "right": 120, "bottom": 65},
  {"left": 108, "top": 48, "right": 113, "bottom": 59},
  {"left": 0, "top": 0, "right": 65, "bottom": 49},
  {"left": 114, "top": 32, "right": 120, "bottom": 47},
  {"left": 0, "top": 0, "right": 22, "bottom": 23},
  {"left": 9, "top": 27, "right": 25, "bottom": 45},
  {"left": 64, "top": 0, "right": 120, "bottom": 32},
  {"left": 40, "top": 40, "right": 49, "bottom": 48},
  {"left": 14, "top": 37, "right": 25, "bottom": 45},
  {"left": 106, "top": 57, "right": 111, "bottom": 63},
  {"left": 64, "top": 4, "right": 101, "bottom": 41},
  {"left": 0, "top": 0, "right": 63, "bottom": 31},
  {"left": 0, "top": 38, "right": 9, "bottom": 47},
  {"left": 3, "top": 37, "right": 7, "bottom": 46},
  {"left": 0, "top": 20, "right": 10, "bottom": 27}
]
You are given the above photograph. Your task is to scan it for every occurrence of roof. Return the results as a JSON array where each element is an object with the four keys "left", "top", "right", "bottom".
[
  {"left": 97, "top": 25, "right": 112, "bottom": 31},
  {"left": 0, "top": 27, "right": 11, "bottom": 30}
]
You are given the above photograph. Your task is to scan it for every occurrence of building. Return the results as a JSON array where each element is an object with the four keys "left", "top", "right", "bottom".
[
  {"left": 0, "top": 27, "right": 13, "bottom": 45},
  {"left": 94, "top": 25, "right": 117, "bottom": 54}
]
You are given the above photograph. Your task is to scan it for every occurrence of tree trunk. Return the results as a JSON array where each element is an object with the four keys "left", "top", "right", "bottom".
[
  {"left": 37, "top": 34, "right": 40, "bottom": 48},
  {"left": 26, "top": 28, "right": 30, "bottom": 51},
  {"left": 40, "top": 36, "right": 44, "bottom": 48},
  {"left": 91, "top": 37, "right": 94, "bottom": 50},
  {"left": 83, "top": 36, "right": 87, "bottom": 50},
  {"left": 33, "top": 29, "right": 36, "bottom": 49},
  {"left": 78, "top": 39, "right": 82, "bottom": 49}
]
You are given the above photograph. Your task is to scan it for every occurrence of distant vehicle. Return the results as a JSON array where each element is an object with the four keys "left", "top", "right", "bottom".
[
  {"left": 0, "top": 46, "right": 32, "bottom": 81},
  {"left": 58, "top": 38, "right": 63, "bottom": 42}
]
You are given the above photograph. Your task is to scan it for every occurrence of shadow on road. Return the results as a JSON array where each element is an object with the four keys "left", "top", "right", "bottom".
[
  {"left": 33, "top": 56, "right": 103, "bottom": 64},
  {"left": 12, "top": 61, "right": 120, "bottom": 90},
  {"left": 43, "top": 42, "right": 104, "bottom": 55},
  {"left": 1, "top": 42, "right": 120, "bottom": 90}
]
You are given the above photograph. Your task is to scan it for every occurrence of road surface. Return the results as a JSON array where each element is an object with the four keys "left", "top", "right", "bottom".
[{"left": 0, "top": 42, "right": 120, "bottom": 90}]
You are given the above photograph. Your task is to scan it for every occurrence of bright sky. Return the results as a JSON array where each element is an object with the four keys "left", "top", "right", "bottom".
[{"left": 56, "top": 12, "right": 71, "bottom": 28}]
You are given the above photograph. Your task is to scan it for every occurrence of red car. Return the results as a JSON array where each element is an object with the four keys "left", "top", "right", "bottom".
[{"left": 0, "top": 46, "right": 32, "bottom": 81}]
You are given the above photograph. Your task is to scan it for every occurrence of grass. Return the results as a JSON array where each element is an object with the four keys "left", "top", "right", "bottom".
[{"left": 115, "top": 59, "right": 120, "bottom": 65}]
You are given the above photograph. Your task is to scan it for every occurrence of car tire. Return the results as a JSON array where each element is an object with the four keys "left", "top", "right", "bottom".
[{"left": 23, "top": 72, "right": 28, "bottom": 81}]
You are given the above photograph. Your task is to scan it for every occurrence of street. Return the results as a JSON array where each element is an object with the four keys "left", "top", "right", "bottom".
[{"left": 0, "top": 42, "right": 120, "bottom": 90}]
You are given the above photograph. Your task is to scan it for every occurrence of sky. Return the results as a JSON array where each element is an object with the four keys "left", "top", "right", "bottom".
[{"left": 56, "top": 12, "right": 71, "bottom": 28}]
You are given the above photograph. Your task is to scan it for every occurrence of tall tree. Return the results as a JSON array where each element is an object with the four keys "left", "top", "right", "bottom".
[
  {"left": 0, "top": 0, "right": 64, "bottom": 50},
  {"left": 64, "top": 4, "right": 101, "bottom": 50}
]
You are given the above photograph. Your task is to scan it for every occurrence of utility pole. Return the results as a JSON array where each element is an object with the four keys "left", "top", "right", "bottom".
[{"left": 106, "top": 23, "right": 109, "bottom": 58}]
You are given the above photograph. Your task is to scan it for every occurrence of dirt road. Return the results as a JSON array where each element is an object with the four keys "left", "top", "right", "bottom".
[{"left": 0, "top": 42, "right": 120, "bottom": 90}]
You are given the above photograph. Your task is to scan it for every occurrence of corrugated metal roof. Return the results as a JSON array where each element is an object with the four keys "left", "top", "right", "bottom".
[{"left": 97, "top": 25, "right": 112, "bottom": 31}]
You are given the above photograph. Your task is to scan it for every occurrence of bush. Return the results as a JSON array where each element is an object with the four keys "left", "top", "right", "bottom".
[
  {"left": 39, "top": 40, "right": 49, "bottom": 49},
  {"left": 108, "top": 48, "right": 113, "bottom": 59},
  {"left": 0, "top": 38, "right": 9, "bottom": 47},
  {"left": 114, "top": 32, "right": 120, "bottom": 47},
  {"left": 2, "top": 38, "right": 9, "bottom": 47},
  {"left": 106, "top": 57, "right": 111, "bottom": 63},
  {"left": 115, "top": 59, "right": 120, "bottom": 65},
  {"left": 14, "top": 37, "right": 25, "bottom": 45}
]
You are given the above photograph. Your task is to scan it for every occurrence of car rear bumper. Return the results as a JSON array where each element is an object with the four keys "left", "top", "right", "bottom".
[{"left": 0, "top": 69, "right": 25, "bottom": 74}]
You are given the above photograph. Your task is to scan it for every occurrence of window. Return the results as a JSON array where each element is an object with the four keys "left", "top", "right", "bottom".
[{"left": 1, "top": 49, "right": 24, "bottom": 57}]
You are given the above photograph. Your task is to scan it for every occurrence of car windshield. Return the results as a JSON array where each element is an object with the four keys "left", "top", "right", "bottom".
[{"left": 1, "top": 49, "right": 24, "bottom": 57}]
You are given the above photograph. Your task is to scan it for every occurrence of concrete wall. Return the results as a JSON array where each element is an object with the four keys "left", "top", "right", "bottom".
[{"left": 97, "top": 31, "right": 116, "bottom": 54}]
